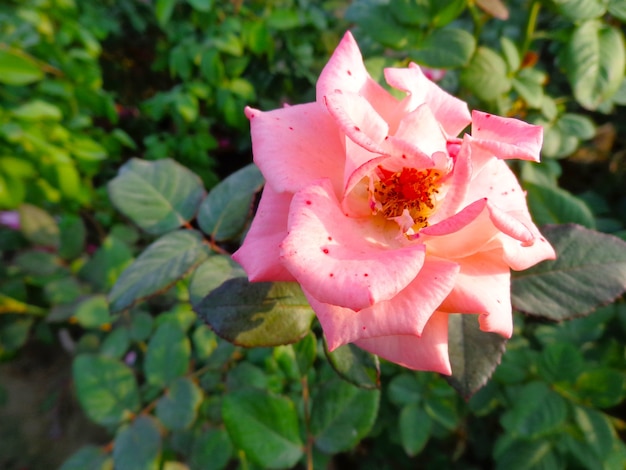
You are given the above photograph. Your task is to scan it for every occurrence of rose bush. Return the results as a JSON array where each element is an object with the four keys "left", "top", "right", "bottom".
[{"left": 233, "top": 31, "right": 556, "bottom": 374}]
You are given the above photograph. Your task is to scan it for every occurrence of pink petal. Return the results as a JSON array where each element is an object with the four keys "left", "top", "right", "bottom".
[
  {"left": 439, "top": 250, "right": 513, "bottom": 338},
  {"left": 245, "top": 104, "right": 345, "bottom": 195},
  {"left": 497, "top": 219, "right": 556, "bottom": 270},
  {"left": 306, "top": 257, "right": 459, "bottom": 350},
  {"left": 280, "top": 179, "right": 427, "bottom": 311},
  {"left": 354, "top": 311, "right": 451, "bottom": 374},
  {"left": 316, "top": 31, "right": 398, "bottom": 121},
  {"left": 471, "top": 110, "right": 543, "bottom": 162},
  {"left": 232, "top": 186, "right": 295, "bottom": 282},
  {"left": 384, "top": 64, "right": 471, "bottom": 137}
]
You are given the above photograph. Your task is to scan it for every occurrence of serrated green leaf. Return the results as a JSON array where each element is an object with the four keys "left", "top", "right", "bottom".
[
  {"left": 494, "top": 439, "right": 560, "bottom": 470},
  {"left": 549, "top": 0, "right": 607, "bottom": 20},
  {"left": 525, "top": 183, "right": 595, "bottom": 228},
  {"left": 222, "top": 389, "right": 303, "bottom": 469},
  {"left": 18, "top": 203, "right": 59, "bottom": 248},
  {"left": 573, "top": 406, "right": 617, "bottom": 459},
  {"left": 575, "top": 368, "right": 625, "bottom": 408},
  {"left": 113, "top": 416, "right": 161, "bottom": 470},
  {"left": 109, "top": 230, "right": 209, "bottom": 313},
  {"left": 0, "top": 50, "right": 44, "bottom": 85},
  {"left": 11, "top": 99, "right": 62, "bottom": 121},
  {"left": 74, "top": 295, "right": 111, "bottom": 329},
  {"left": 557, "top": 113, "right": 596, "bottom": 140},
  {"left": 195, "top": 278, "right": 315, "bottom": 347},
  {"left": 461, "top": 46, "right": 511, "bottom": 102},
  {"left": 79, "top": 235, "right": 134, "bottom": 292},
  {"left": 511, "top": 224, "right": 626, "bottom": 320},
  {"left": 410, "top": 28, "right": 475, "bottom": 68},
  {"left": 73, "top": 354, "right": 140, "bottom": 427},
  {"left": 108, "top": 158, "right": 205, "bottom": 235},
  {"left": 59, "top": 445, "right": 113, "bottom": 470},
  {"left": 446, "top": 314, "right": 508, "bottom": 398},
  {"left": 562, "top": 21, "right": 625, "bottom": 110},
  {"left": 538, "top": 342, "right": 584, "bottom": 383},
  {"left": 311, "top": 379, "right": 380, "bottom": 454},
  {"left": 399, "top": 404, "right": 431, "bottom": 457},
  {"left": 100, "top": 328, "right": 130, "bottom": 359},
  {"left": 156, "top": 377, "right": 203, "bottom": 430},
  {"left": 145, "top": 322, "right": 190, "bottom": 387},
  {"left": 325, "top": 342, "right": 380, "bottom": 390},
  {"left": 609, "top": 0, "right": 626, "bottom": 20},
  {"left": 197, "top": 163, "right": 264, "bottom": 241},
  {"left": 388, "top": 373, "right": 423, "bottom": 407},
  {"left": 156, "top": 0, "right": 177, "bottom": 26}
]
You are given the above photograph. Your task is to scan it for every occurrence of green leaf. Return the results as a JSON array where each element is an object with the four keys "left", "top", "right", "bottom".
[
  {"left": 511, "top": 224, "right": 626, "bottom": 320},
  {"left": 609, "top": 0, "right": 626, "bottom": 21},
  {"left": 501, "top": 37, "right": 521, "bottom": 72},
  {"left": 73, "top": 354, "right": 140, "bottom": 427},
  {"left": 495, "top": 440, "right": 560, "bottom": 470},
  {"left": 79, "top": 235, "right": 133, "bottom": 292},
  {"left": 461, "top": 46, "right": 511, "bottom": 102},
  {"left": 0, "top": 315, "right": 33, "bottom": 353},
  {"left": 59, "top": 445, "right": 113, "bottom": 470},
  {"left": 410, "top": 28, "right": 476, "bottom": 68},
  {"left": 446, "top": 314, "right": 508, "bottom": 398},
  {"left": 311, "top": 379, "right": 380, "bottom": 454},
  {"left": 190, "top": 428, "right": 233, "bottom": 470},
  {"left": 388, "top": 373, "right": 423, "bottom": 406},
  {"left": 399, "top": 404, "right": 431, "bottom": 457},
  {"left": 74, "top": 295, "right": 111, "bottom": 329},
  {"left": 293, "top": 331, "right": 317, "bottom": 375},
  {"left": 195, "top": 278, "right": 315, "bottom": 347},
  {"left": 562, "top": 21, "right": 625, "bottom": 110},
  {"left": 156, "top": 377, "right": 203, "bottom": 430},
  {"left": 100, "top": 328, "right": 130, "bottom": 359},
  {"left": 573, "top": 406, "right": 618, "bottom": 459},
  {"left": 512, "top": 69, "right": 544, "bottom": 108},
  {"left": 575, "top": 368, "right": 625, "bottom": 408},
  {"left": 109, "top": 230, "right": 209, "bottom": 313},
  {"left": 325, "top": 342, "right": 380, "bottom": 390},
  {"left": 0, "top": 49, "right": 44, "bottom": 85},
  {"left": 197, "top": 163, "right": 264, "bottom": 241},
  {"left": 187, "top": 0, "right": 213, "bottom": 12},
  {"left": 538, "top": 342, "right": 585, "bottom": 383},
  {"left": 222, "top": 389, "right": 303, "bottom": 469},
  {"left": 58, "top": 214, "right": 86, "bottom": 260},
  {"left": 11, "top": 100, "right": 62, "bottom": 121},
  {"left": 549, "top": 0, "right": 607, "bottom": 20},
  {"left": 188, "top": 255, "right": 245, "bottom": 306},
  {"left": 113, "top": 416, "right": 161, "bottom": 470},
  {"left": 525, "top": 183, "right": 595, "bottom": 228},
  {"left": 108, "top": 158, "right": 205, "bottom": 235},
  {"left": 558, "top": 113, "right": 596, "bottom": 141},
  {"left": 155, "top": 0, "right": 177, "bottom": 26},
  {"left": 500, "top": 382, "right": 567, "bottom": 438},
  {"left": 144, "top": 322, "right": 191, "bottom": 387},
  {"left": 18, "top": 203, "right": 59, "bottom": 248}
]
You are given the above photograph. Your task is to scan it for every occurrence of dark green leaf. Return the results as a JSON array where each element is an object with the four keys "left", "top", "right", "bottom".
[
  {"left": 195, "top": 278, "right": 315, "bottom": 347},
  {"left": 0, "top": 49, "right": 44, "bottom": 85},
  {"left": 574, "top": 368, "right": 625, "bottom": 408},
  {"left": 190, "top": 428, "right": 233, "bottom": 470},
  {"left": 73, "top": 354, "right": 140, "bottom": 426},
  {"left": 156, "top": 377, "right": 203, "bottom": 430},
  {"left": 74, "top": 295, "right": 111, "bottom": 329},
  {"left": 0, "top": 315, "right": 33, "bottom": 353},
  {"left": 293, "top": 331, "right": 317, "bottom": 375},
  {"left": 562, "top": 21, "right": 625, "bottom": 110},
  {"left": 188, "top": 255, "right": 244, "bottom": 306},
  {"left": 113, "top": 416, "right": 161, "bottom": 470},
  {"left": 100, "top": 328, "right": 130, "bottom": 359},
  {"left": 325, "top": 342, "right": 380, "bottom": 390},
  {"left": 109, "top": 230, "right": 209, "bottom": 313},
  {"left": 511, "top": 224, "right": 626, "bottom": 320},
  {"left": 399, "top": 404, "right": 431, "bottom": 457},
  {"left": 222, "top": 389, "right": 303, "bottom": 469},
  {"left": 495, "top": 440, "right": 560, "bottom": 470},
  {"left": 156, "top": 0, "right": 177, "bottom": 26},
  {"left": 525, "top": 183, "right": 595, "bottom": 228},
  {"left": 311, "top": 379, "right": 380, "bottom": 454},
  {"left": 144, "top": 322, "right": 191, "bottom": 387},
  {"left": 500, "top": 381, "right": 568, "bottom": 438},
  {"left": 549, "top": 0, "right": 607, "bottom": 20},
  {"left": 388, "top": 373, "right": 423, "bottom": 407},
  {"left": 197, "top": 163, "right": 264, "bottom": 241},
  {"left": 18, "top": 203, "right": 59, "bottom": 248},
  {"left": 79, "top": 235, "right": 133, "bottom": 292},
  {"left": 446, "top": 314, "right": 508, "bottom": 398},
  {"left": 59, "top": 445, "right": 113, "bottom": 470},
  {"left": 58, "top": 214, "right": 86, "bottom": 260},
  {"left": 410, "top": 28, "right": 476, "bottom": 68},
  {"left": 187, "top": 0, "right": 213, "bottom": 12},
  {"left": 538, "top": 342, "right": 584, "bottom": 383},
  {"left": 108, "top": 158, "right": 205, "bottom": 235},
  {"left": 609, "top": 0, "right": 626, "bottom": 20},
  {"left": 573, "top": 406, "right": 617, "bottom": 459}
]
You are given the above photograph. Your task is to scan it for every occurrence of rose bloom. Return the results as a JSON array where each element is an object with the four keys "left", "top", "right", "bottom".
[{"left": 233, "top": 32, "right": 555, "bottom": 374}]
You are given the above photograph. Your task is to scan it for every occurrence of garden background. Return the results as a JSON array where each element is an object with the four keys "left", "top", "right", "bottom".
[{"left": 1, "top": 0, "right": 626, "bottom": 469}]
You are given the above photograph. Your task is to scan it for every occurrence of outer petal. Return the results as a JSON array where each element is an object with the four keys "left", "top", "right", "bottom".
[
  {"left": 245, "top": 103, "right": 345, "bottom": 195},
  {"left": 354, "top": 311, "right": 451, "bottom": 374},
  {"left": 306, "top": 257, "right": 459, "bottom": 350},
  {"left": 384, "top": 64, "right": 471, "bottom": 137},
  {"left": 232, "top": 186, "right": 295, "bottom": 282},
  {"left": 316, "top": 31, "right": 398, "bottom": 121},
  {"left": 439, "top": 250, "right": 513, "bottom": 338},
  {"left": 497, "top": 221, "right": 556, "bottom": 270},
  {"left": 280, "top": 179, "right": 427, "bottom": 311},
  {"left": 471, "top": 110, "right": 543, "bottom": 162}
]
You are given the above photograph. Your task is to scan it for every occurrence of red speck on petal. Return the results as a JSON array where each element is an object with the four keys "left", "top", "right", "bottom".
[
  {"left": 354, "top": 126, "right": 360, "bottom": 132},
  {"left": 289, "top": 126, "right": 293, "bottom": 130},
  {"left": 401, "top": 154, "right": 407, "bottom": 159},
  {"left": 363, "top": 273, "right": 369, "bottom": 277},
  {"left": 306, "top": 200, "right": 312, "bottom": 205},
  {"left": 329, "top": 273, "right": 334, "bottom": 277},
  {"left": 327, "top": 236, "right": 332, "bottom": 241},
  {"left": 322, "top": 248, "right": 329, "bottom": 254},
  {"left": 362, "top": 326, "right": 366, "bottom": 330},
  {"left": 347, "top": 70, "right": 352, "bottom": 76},
  {"left": 485, "top": 114, "right": 491, "bottom": 118}
]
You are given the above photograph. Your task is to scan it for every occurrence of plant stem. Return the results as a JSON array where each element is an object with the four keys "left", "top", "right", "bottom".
[
  {"left": 302, "top": 374, "right": 314, "bottom": 470},
  {"left": 521, "top": 1, "right": 541, "bottom": 58}
]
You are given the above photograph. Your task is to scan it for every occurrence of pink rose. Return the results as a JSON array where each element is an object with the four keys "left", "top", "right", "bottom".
[{"left": 233, "top": 32, "right": 555, "bottom": 374}]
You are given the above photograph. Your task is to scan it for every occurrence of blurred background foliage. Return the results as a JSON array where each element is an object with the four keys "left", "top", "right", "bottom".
[{"left": 0, "top": 0, "right": 625, "bottom": 469}]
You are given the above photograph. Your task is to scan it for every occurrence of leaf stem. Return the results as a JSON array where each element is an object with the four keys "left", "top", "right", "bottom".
[
  {"left": 302, "top": 374, "right": 314, "bottom": 470},
  {"left": 521, "top": 1, "right": 541, "bottom": 59}
]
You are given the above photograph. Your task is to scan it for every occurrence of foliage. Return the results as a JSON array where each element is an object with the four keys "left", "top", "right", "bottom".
[{"left": 0, "top": 0, "right": 625, "bottom": 469}]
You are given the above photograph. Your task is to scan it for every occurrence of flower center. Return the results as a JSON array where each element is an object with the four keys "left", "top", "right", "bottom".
[{"left": 372, "top": 166, "right": 441, "bottom": 229}]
